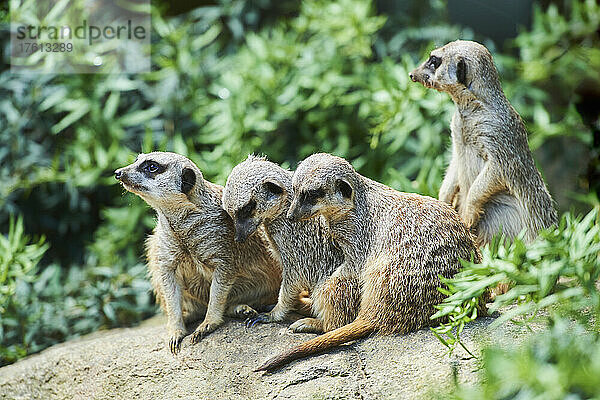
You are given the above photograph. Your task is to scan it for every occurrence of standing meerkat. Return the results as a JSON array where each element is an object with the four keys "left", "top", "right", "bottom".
[
  {"left": 254, "top": 153, "right": 480, "bottom": 372},
  {"left": 409, "top": 40, "right": 557, "bottom": 246},
  {"left": 222, "top": 155, "right": 359, "bottom": 334},
  {"left": 115, "top": 152, "right": 280, "bottom": 354}
]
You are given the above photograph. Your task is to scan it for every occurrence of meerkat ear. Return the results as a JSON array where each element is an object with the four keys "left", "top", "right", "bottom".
[
  {"left": 263, "top": 180, "right": 284, "bottom": 197},
  {"left": 456, "top": 58, "right": 467, "bottom": 86},
  {"left": 336, "top": 179, "right": 353, "bottom": 199},
  {"left": 181, "top": 167, "right": 196, "bottom": 194}
]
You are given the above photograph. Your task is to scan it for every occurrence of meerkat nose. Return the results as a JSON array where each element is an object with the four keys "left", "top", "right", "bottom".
[
  {"left": 115, "top": 170, "right": 123, "bottom": 180},
  {"left": 409, "top": 72, "right": 415, "bottom": 81}
]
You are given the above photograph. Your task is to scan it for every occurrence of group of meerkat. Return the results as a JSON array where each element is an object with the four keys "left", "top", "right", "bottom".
[{"left": 115, "top": 40, "right": 556, "bottom": 371}]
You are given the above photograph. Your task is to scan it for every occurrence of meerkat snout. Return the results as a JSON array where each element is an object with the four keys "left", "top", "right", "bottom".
[
  {"left": 409, "top": 54, "right": 442, "bottom": 86},
  {"left": 232, "top": 199, "right": 259, "bottom": 242}
]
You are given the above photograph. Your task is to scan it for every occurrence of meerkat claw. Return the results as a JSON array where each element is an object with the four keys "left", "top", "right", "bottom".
[
  {"left": 246, "top": 313, "right": 270, "bottom": 328},
  {"left": 169, "top": 336, "right": 183, "bottom": 355},
  {"left": 190, "top": 330, "right": 204, "bottom": 344}
]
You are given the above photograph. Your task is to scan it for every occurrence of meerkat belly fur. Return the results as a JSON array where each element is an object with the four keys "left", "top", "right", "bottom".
[
  {"left": 253, "top": 153, "right": 480, "bottom": 372},
  {"left": 115, "top": 152, "right": 280, "bottom": 354},
  {"left": 409, "top": 40, "right": 557, "bottom": 246},
  {"left": 222, "top": 155, "right": 358, "bottom": 334}
]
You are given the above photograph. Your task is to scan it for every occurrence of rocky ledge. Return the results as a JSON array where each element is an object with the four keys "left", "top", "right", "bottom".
[{"left": 0, "top": 314, "right": 531, "bottom": 399}]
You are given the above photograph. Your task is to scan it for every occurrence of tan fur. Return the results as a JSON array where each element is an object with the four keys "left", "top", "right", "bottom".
[
  {"left": 115, "top": 152, "right": 280, "bottom": 354},
  {"left": 222, "top": 156, "right": 359, "bottom": 335},
  {"left": 410, "top": 40, "right": 557, "bottom": 246},
  {"left": 255, "top": 153, "right": 480, "bottom": 371}
]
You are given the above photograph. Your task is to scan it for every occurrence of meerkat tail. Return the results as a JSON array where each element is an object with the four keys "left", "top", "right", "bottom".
[{"left": 254, "top": 318, "right": 374, "bottom": 372}]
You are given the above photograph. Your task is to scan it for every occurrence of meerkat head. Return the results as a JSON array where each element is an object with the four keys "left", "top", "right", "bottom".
[
  {"left": 288, "top": 153, "right": 355, "bottom": 222},
  {"left": 409, "top": 40, "right": 501, "bottom": 102},
  {"left": 223, "top": 155, "right": 291, "bottom": 242},
  {"left": 114, "top": 152, "right": 203, "bottom": 210}
]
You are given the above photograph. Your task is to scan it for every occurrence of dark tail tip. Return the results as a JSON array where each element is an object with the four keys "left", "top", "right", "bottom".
[{"left": 253, "top": 354, "right": 287, "bottom": 373}]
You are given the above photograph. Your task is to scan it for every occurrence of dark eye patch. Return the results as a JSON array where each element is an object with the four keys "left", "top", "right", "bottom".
[
  {"left": 138, "top": 160, "right": 166, "bottom": 177},
  {"left": 264, "top": 181, "right": 283, "bottom": 196},
  {"left": 237, "top": 199, "right": 256, "bottom": 220},
  {"left": 428, "top": 55, "right": 441, "bottom": 69},
  {"left": 302, "top": 188, "right": 325, "bottom": 205}
]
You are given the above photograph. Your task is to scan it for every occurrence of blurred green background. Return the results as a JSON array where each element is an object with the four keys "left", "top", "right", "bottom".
[{"left": 1, "top": 0, "right": 599, "bottom": 396}]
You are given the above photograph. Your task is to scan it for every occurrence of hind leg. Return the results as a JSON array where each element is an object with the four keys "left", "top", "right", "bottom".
[
  {"left": 475, "top": 194, "right": 524, "bottom": 246},
  {"left": 312, "top": 268, "right": 361, "bottom": 332},
  {"left": 289, "top": 317, "right": 324, "bottom": 333},
  {"left": 225, "top": 289, "right": 278, "bottom": 320}
]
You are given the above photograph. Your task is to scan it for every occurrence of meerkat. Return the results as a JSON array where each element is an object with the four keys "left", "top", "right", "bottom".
[
  {"left": 409, "top": 40, "right": 557, "bottom": 246},
  {"left": 222, "top": 155, "right": 359, "bottom": 334},
  {"left": 253, "top": 153, "right": 480, "bottom": 372},
  {"left": 115, "top": 152, "right": 281, "bottom": 354}
]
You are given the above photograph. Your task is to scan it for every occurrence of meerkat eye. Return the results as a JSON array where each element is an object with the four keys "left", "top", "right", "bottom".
[
  {"left": 263, "top": 181, "right": 283, "bottom": 197},
  {"left": 428, "top": 55, "right": 441, "bottom": 69},
  {"left": 238, "top": 199, "right": 256, "bottom": 220},
  {"left": 146, "top": 162, "right": 159, "bottom": 173},
  {"left": 304, "top": 189, "right": 325, "bottom": 204},
  {"left": 138, "top": 160, "right": 165, "bottom": 176}
]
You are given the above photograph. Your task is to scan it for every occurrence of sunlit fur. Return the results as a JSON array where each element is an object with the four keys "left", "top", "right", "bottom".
[
  {"left": 115, "top": 152, "right": 280, "bottom": 354},
  {"left": 254, "top": 153, "right": 480, "bottom": 372},
  {"left": 410, "top": 40, "right": 557, "bottom": 245},
  {"left": 222, "top": 155, "right": 358, "bottom": 333}
]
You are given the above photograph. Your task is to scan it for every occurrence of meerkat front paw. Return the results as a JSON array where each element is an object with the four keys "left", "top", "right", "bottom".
[
  {"left": 190, "top": 320, "right": 219, "bottom": 344},
  {"left": 229, "top": 304, "right": 258, "bottom": 320},
  {"left": 461, "top": 208, "right": 478, "bottom": 230},
  {"left": 439, "top": 187, "right": 458, "bottom": 206},
  {"left": 245, "top": 312, "right": 277, "bottom": 328},
  {"left": 168, "top": 332, "right": 185, "bottom": 355},
  {"left": 289, "top": 317, "right": 324, "bottom": 334}
]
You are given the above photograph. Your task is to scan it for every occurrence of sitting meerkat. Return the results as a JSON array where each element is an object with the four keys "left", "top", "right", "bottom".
[
  {"left": 254, "top": 153, "right": 480, "bottom": 372},
  {"left": 409, "top": 40, "right": 557, "bottom": 246},
  {"left": 222, "top": 155, "right": 358, "bottom": 333},
  {"left": 115, "top": 152, "right": 281, "bottom": 354}
]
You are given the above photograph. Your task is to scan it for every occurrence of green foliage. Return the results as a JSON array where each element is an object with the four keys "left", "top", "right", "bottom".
[
  {"left": 432, "top": 207, "right": 600, "bottom": 354},
  {"left": 0, "top": 0, "right": 597, "bottom": 369},
  {"left": 0, "top": 217, "right": 48, "bottom": 306},
  {"left": 1, "top": 258, "right": 154, "bottom": 367},
  {"left": 432, "top": 207, "right": 600, "bottom": 398},
  {"left": 501, "top": 0, "right": 600, "bottom": 150},
  {"left": 0, "top": 216, "right": 48, "bottom": 364},
  {"left": 204, "top": 0, "right": 451, "bottom": 193},
  {"left": 448, "top": 320, "right": 600, "bottom": 400},
  {"left": 0, "top": 215, "right": 153, "bottom": 367}
]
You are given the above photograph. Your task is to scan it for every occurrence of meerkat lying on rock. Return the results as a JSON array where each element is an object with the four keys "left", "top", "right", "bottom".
[
  {"left": 410, "top": 40, "right": 557, "bottom": 246},
  {"left": 222, "top": 155, "right": 359, "bottom": 333},
  {"left": 254, "top": 153, "right": 480, "bottom": 372},
  {"left": 115, "top": 152, "right": 280, "bottom": 354}
]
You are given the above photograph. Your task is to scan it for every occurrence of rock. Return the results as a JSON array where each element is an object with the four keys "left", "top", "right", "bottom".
[{"left": 0, "top": 314, "right": 531, "bottom": 399}]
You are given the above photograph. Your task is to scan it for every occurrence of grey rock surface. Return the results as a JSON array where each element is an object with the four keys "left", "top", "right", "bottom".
[{"left": 0, "top": 314, "right": 531, "bottom": 400}]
